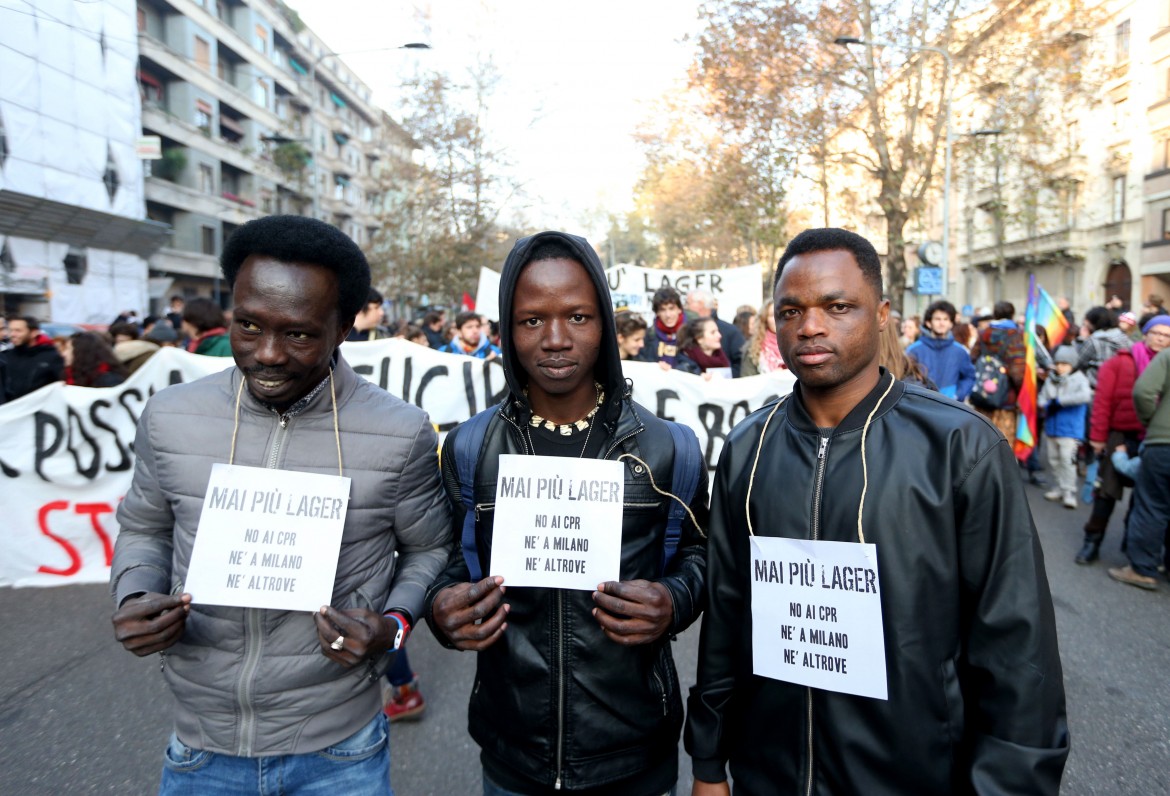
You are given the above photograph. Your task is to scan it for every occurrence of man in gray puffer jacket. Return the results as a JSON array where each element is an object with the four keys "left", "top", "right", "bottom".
[{"left": 110, "top": 216, "right": 450, "bottom": 795}]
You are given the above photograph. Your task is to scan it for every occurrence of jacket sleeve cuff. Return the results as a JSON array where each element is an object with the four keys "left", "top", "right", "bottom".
[
  {"left": 112, "top": 565, "right": 169, "bottom": 606},
  {"left": 692, "top": 759, "right": 728, "bottom": 784}
]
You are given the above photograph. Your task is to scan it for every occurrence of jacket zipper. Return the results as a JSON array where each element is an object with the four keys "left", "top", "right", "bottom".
[
  {"left": 236, "top": 415, "right": 288, "bottom": 756},
  {"left": 473, "top": 503, "right": 495, "bottom": 522},
  {"left": 604, "top": 425, "right": 644, "bottom": 459},
  {"left": 555, "top": 589, "right": 566, "bottom": 789},
  {"left": 806, "top": 431, "right": 830, "bottom": 796},
  {"left": 652, "top": 669, "right": 668, "bottom": 715}
]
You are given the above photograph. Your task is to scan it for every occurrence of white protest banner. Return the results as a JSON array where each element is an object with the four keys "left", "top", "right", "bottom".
[
  {"left": 183, "top": 464, "right": 351, "bottom": 612},
  {"left": 750, "top": 536, "right": 887, "bottom": 700},
  {"left": 0, "top": 340, "right": 793, "bottom": 588},
  {"left": 488, "top": 455, "right": 624, "bottom": 589},
  {"left": 605, "top": 263, "right": 764, "bottom": 318},
  {"left": 475, "top": 266, "right": 502, "bottom": 321}
]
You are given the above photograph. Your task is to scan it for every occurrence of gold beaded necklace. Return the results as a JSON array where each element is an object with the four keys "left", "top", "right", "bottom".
[{"left": 527, "top": 382, "right": 605, "bottom": 435}]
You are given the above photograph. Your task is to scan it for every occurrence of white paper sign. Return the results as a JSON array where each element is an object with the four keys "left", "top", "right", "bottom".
[
  {"left": 750, "top": 536, "right": 887, "bottom": 700},
  {"left": 488, "top": 455, "right": 624, "bottom": 590},
  {"left": 184, "top": 464, "right": 352, "bottom": 612}
]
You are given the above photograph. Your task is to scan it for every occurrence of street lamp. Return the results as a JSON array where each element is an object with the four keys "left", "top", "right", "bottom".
[
  {"left": 305, "top": 43, "right": 430, "bottom": 221},
  {"left": 834, "top": 36, "right": 954, "bottom": 276}
]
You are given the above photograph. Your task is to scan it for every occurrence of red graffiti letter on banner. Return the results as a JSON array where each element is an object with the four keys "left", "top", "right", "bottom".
[
  {"left": 37, "top": 501, "right": 81, "bottom": 577},
  {"left": 74, "top": 503, "right": 115, "bottom": 566}
]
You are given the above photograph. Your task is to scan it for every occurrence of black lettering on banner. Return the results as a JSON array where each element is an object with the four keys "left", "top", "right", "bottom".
[
  {"left": 607, "top": 268, "right": 621, "bottom": 291},
  {"left": 483, "top": 359, "right": 507, "bottom": 410},
  {"left": 0, "top": 456, "right": 18, "bottom": 478},
  {"left": 352, "top": 363, "right": 374, "bottom": 379},
  {"left": 89, "top": 400, "right": 131, "bottom": 472},
  {"left": 462, "top": 361, "right": 477, "bottom": 418},
  {"left": 402, "top": 357, "right": 413, "bottom": 403},
  {"left": 66, "top": 406, "right": 101, "bottom": 480},
  {"left": 697, "top": 403, "right": 726, "bottom": 468},
  {"left": 167, "top": 369, "right": 184, "bottom": 386},
  {"left": 118, "top": 389, "right": 147, "bottom": 452},
  {"left": 655, "top": 390, "right": 679, "bottom": 423},
  {"left": 34, "top": 411, "right": 64, "bottom": 482},
  {"left": 379, "top": 356, "right": 391, "bottom": 392},
  {"left": 415, "top": 365, "right": 448, "bottom": 407},
  {"left": 727, "top": 400, "right": 752, "bottom": 430},
  {"left": 709, "top": 273, "right": 723, "bottom": 293}
]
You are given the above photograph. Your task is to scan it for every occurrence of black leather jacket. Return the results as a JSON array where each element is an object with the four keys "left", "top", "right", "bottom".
[
  {"left": 426, "top": 389, "right": 708, "bottom": 791},
  {"left": 686, "top": 373, "right": 1069, "bottom": 795}
]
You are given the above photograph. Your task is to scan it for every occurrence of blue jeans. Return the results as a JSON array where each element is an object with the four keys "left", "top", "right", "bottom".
[
  {"left": 159, "top": 712, "right": 391, "bottom": 796},
  {"left": 1125, "top": 444, "right": 1170, "bottom": 578}
]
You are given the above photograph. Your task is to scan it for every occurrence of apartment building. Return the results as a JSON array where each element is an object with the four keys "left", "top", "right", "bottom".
[
  {"left": 135, "top": 0, "right": 413, "bottom": 307},
  {"left": 1139, "top": 3, "right": 1170, "bottom": 305},
  {"left": 0, "top": 0, "right": 168, "bottom": 323}
]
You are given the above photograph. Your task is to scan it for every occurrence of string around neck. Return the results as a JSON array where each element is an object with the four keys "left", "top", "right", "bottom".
[{"left": 228, "top": 369, "right": 344, "bottom": 477}]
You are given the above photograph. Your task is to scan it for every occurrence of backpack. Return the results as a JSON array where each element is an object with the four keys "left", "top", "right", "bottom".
[
  {"left": 970, "top": 354, "right": 1009, "bottom": 409},
  {"left": 453, "top": 407, "right": 703, "bottom": 581}
]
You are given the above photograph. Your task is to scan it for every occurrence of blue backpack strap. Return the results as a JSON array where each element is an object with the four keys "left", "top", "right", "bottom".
[
  {"left": 455, "top": 409, "right": 495, "bottom": 581},
  {"left": 663, "top": 422, "right": 702, "bottom": 574}
]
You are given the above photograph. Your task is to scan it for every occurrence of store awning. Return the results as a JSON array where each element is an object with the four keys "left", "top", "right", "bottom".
[
  {"left": 0, "top": 190, "right": 171, "bottom": 259},
  {"left": 330, "top": 92, "right": 346, "bottom": 109}
]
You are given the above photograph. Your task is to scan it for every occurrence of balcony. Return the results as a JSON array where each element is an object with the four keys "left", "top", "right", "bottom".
[
  {"left": 142, "top": 107, "right": 284, "bottom": 185},
  {"left": 138, "top": 34, "right": 286, "bottom": 133},
  {"left": 960, "top": 227, "right": 1085, "bottom": 271},
  {"left": 148, "top": 247, "right": 220, "bottom": 280},
  {"left": 165, "top": 0, "right": 302, "bottom": 98}
]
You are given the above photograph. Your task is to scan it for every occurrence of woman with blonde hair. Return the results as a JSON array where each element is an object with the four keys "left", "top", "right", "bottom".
[
  {"left": 740, "top": 301, "right": 786, "bottom": 376},
  {"left": 878, "top": 319, "right": 936, "bottom": 389}
]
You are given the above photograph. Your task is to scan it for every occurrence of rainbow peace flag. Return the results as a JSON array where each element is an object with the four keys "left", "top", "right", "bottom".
[{"left": 1015, "top": 277, "right": 1069, "bottom": 460}]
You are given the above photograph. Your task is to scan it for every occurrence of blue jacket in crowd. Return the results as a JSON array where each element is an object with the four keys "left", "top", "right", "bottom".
[
  {"left": 1038, "top": 370, "right": 1092, "bottom": 439},
  {"left": 905, "top": 334, "right": 976, "bottom": 401}
]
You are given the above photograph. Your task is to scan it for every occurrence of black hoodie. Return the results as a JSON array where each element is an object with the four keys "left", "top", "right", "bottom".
[
  {"left": 496, "top": 230, "right": 626, "bottom": 429},
  {"left": 426, "top": 230, "right": 709, "bottom": 794}
]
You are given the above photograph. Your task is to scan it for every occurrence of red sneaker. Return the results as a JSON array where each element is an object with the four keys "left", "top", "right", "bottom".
[{"left": 383, "top": 677, "right": 425, "bottom": 722}]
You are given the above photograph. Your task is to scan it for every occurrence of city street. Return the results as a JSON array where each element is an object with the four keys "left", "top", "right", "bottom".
[{"left": 0, "top": 482, "right": 1167, "bottom": 795}]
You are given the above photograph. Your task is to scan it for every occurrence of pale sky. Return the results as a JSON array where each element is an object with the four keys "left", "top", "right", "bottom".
[{"left": 288, "top": 0, "right": 705, "bottom": 239}]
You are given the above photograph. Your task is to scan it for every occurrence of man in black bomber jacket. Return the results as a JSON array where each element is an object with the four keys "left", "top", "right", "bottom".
[
  {"left": 686, "top": 228, "right": 1068, "bottom": 795},
  {"left": 424, "top": 231, "right": 709, "bottom": 795}
]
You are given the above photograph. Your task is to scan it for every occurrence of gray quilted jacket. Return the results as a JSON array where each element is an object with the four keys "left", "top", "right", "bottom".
[{"left": 110, "top": 355, "right": 450, "bottom": 756}]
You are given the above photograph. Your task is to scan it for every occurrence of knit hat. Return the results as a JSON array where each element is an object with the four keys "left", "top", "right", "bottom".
[
  {"left": 1053, "top": 345, "right": 1078, "bottom": 365},
  {"left": 1141, "top": 314, "right": 1170, "bottom": 334},
  {"left": 145, "top": 322, "right": 179, "bottom": 343},
  {"left": 1118, "top": 311, "right": 1137, "bottom": 326}
]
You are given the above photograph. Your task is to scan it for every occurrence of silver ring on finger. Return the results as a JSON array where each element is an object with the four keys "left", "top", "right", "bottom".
[{"left": 330, "top": 635, "right": 345, "bottom": 651}]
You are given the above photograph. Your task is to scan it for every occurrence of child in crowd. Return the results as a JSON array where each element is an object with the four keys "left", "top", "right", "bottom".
[{"left": 1037, "top": 345, "right": 1093, "bottom": 508}]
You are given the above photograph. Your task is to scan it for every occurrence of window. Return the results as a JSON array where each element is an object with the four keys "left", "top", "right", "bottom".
[
  {"left": 63, "top": 248, "right": 88, "bottom": 285},
  {"left": 1111, "top": 176, "right": 1125, "bottom": 223},
  {"left": 1112, "top": 98, "right": 1127, "bottom": 128},
  {"left": 137, "top": 7, "right": 146, "bottom": 31},
  {"left": 1115, "top": 20, "right": 1130, "bottom": 63},
  {"left": 199, "top": 163, "right": 215, "bottom": 194},
  {"left": 1156, "top": 135, "right": 1170, "bottom": 172},
  {"left": 0, "top": 240, "right": 14, "bottom": 273},
  {"left": 254, "top": 24, "right": 267, "bottom": 55},
  {"left": 194, "top": 36, "right": 211, "bottom": 72},
  {"left": 201, "top": 226, "right": 216, "bottom": 255},
  {"left": 256, "top": 79, "right": 269, "bottom": 109},
  {"left": 194, "top": 100, "right": 212, "bottom": 133},
  {"left": 102, "top": 146, "right": 120, "bottom": 202},
  {"left": 1163, "top": 208, "right": 1170, "bottom": 240}
]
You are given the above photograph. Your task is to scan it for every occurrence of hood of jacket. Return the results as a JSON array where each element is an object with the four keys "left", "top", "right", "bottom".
[
  {"left": 1092, "top": 327, "right": 1132, "bottom": 355},
  {"left": 497, "top": 230, "right": 625, "bottom": 425},
  {"left": 918, "top": 333, "right": 957, "bottom": 351}
]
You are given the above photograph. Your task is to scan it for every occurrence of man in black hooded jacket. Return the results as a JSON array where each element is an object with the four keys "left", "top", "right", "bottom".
[
  {"left": 424, "top": 230, "right": 708, "bottom": 795},
  {"left": 686, "top": 228, "right": 1067, "bottom": 795}
]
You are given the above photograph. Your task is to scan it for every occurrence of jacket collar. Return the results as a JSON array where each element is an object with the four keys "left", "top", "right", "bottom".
[
  {"left": 786, "top": 368, "right": 905, "bottom": 435},
  {"left": 235, "top": 349, "right": 355, "bottom": 419}
]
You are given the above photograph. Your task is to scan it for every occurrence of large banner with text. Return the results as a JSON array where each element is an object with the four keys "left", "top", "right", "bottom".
[{"left": 0, "top": 340, "right": 793, "bottom": 588}]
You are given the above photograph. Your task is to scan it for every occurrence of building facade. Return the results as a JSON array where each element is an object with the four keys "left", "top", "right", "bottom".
[
  {"left": 135, "top": 0, "right": 414, "bottom": 310},
  {"left": 0, "top": 0, "right": 168, "bottom": 324}
]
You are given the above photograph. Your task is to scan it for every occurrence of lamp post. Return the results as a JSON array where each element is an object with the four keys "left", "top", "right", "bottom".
[
  {"left": 969, "top": 128, "right": 1005, "bottom": 301},
  {"left": 305, "top": 43, "right": 430, "bottom": 221},
  {"left": 834, "top": 36, "right": 954, "bottom": 275}
]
